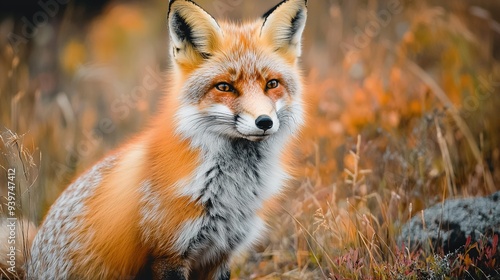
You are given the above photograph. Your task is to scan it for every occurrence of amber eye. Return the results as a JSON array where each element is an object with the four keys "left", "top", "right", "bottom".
[
  {"left": 266, "top": 79, "right": 279, "bottom": 89},
  {"left": 215, "top": 82, "right": 234, "bottom": 92}
]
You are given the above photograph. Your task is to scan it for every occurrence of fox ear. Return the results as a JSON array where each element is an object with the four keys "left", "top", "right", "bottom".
[
  {"left": 260, "top": 0, "right": 307, "bottom": 60},
  {"left": 168, "top": 0, "right": 222, "bottom": 64}
]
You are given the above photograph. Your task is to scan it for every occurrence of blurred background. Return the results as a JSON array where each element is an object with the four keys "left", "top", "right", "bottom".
[{"left": 1, "top": 0, "right": 499, "bottom": 278}]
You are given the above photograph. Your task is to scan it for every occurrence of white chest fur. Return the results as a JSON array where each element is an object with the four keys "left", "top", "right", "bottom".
[{"left": 173, "top": 137, "right": 287, "bottom": 264}]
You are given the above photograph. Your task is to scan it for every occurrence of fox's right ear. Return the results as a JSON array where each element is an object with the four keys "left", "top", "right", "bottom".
[{"left": 168, "top": 0, "right": 222, "bottom": 66}]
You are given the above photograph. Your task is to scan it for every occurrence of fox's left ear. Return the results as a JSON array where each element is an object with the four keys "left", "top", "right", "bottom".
[
  {"left": 168, "top": 0, "right": 222, "bottom": 66},
  {"left": 260, "top": 0, "right": 307, "bottom": 60}
]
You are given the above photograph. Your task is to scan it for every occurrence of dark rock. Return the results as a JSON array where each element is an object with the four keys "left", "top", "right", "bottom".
[{"left": 398, "top": 191, "right": 500, "bottom": 253}]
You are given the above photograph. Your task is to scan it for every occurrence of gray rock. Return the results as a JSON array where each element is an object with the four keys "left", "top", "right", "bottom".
[{"left": 398, "top": 191, "right": 500, "bottom": 253}]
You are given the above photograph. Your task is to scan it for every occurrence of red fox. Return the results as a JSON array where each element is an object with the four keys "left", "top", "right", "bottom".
[{"left": 24, "top": 0, "right": 307, "bottom": 278}]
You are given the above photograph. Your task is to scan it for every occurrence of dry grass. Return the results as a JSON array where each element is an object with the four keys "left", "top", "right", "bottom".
[
  {"left": 0, "top": 130, "right": 38, "bottom": 279},
  {"left": 1, "top": 0, "right": 500, "bottom": 279}
]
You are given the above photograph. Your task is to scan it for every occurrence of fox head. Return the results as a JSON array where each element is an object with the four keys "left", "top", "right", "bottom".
[{"left": 167, "top": 0, "right": 307, "bottom": 145}]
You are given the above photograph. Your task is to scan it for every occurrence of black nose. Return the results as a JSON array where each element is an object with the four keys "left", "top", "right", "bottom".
[{"left": 255, "top": 115, "right": 273, "bottom": 130}]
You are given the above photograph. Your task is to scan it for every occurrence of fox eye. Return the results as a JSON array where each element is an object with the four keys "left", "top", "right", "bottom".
[
  {"left": 215, "top": 82, "right": 234, "bottom": 92},
  {"left": 266, "top": 79, "right": 279, "bottom": 89}
]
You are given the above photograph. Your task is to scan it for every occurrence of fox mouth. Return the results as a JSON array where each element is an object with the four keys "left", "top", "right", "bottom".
[{"left": 238, "top": 133, "right": 271, "bottom": 142}]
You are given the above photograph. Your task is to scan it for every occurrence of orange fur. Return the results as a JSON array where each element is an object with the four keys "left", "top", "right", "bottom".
[
  {"left": 73, "top": 107, "right": 205, "bottom": 277},
  {"left": 80, "top": 145, "right": 149, "bottom": 277},
  {"left": 146, "top": 100, "right": 205, "bottom": 261}
]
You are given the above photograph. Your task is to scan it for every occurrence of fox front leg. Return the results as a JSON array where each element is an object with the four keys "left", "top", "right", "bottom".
[
  {"left": 150, "top": 259, "right": 229, "bottom": 280},
  {"left": 151, "top": 259, "right": 188, "bottom": 280},
  {"left": 190, "top": 262, "right": 230, "bottom": 280},
  {"left": 213, "top": 266, "right": 230, "bottom": 280},
  {"left": 206, "top": 263, "right": 230, "bottom": 280}
]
